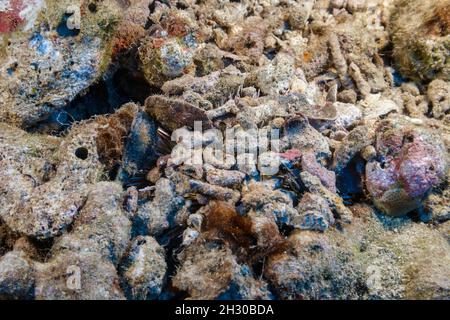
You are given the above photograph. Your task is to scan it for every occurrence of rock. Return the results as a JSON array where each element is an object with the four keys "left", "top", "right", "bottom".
[
  {"left": 188, "top": 179, "right": 241, "bottom": 204},
  {"left": 0, "top": 0, "right": 124, "bottom": 127},
  {"left": 52, "top": 182, "right": 131, "bottom": 266},
  {"left": 173, "top": 241, "right": 271, "bottom": 300},
  {"left": 390, "top": 0, "right": 450, "bottom": 81},
  {"left": 428, "top": 79, "right": 450, "bottom": 119},
  {"left": 0, "top": 251, "right": 35, "bottom": 300},
  {"left": 34, "top": 251, "right": 125, "bottom": 300},
  {"left": 162, "top": 65, "right": 245, "bottom": 106},
  {"left": 300, "top": 171, "right": 353, "bottom": 224},
  {"left": 366, "top": 118, "right": 447, "bottom": 216},
  {"left": 246, "top": 53, "right": 297, "bottom": 96},
  {"left": 241, "top": 181, "right": 299, "bottom": 226},
  {"left": 122, "top": 236, "right": 167, "bottom": 300},
  {"left": 267, "top": 204, "right": 450, "bottom": 299},
  {"left": 265, "top": 230, "right": 366, "bottom": 299},
  {"left": 332, "top": 124, "right": 375, "bottom": 174},
  {"left": 294, "top": 193, "right": 335, "bottom": 232},
  {"left": 301, "top": 151, "right": 336, "bottom": 193},
  {"left": 2, "top": 181, "right": 131, "bottom": 300},
  {"left": 0, "top": 121, "right": 104, "bottom": 239},
  {"left": 424, "top": 187, "right": 450, "bottom": 223},
  {"left": 144, "top": 95, "right": 212, "bottom": 132},
  {"left": 139, "top": 37, "right": 196, "bottom": 88},
  {"left": 204, "top": 165, "right": 246, "bottom": 188},
  {"left": 284, "top": 116, "right": 331, "bottom": 160},
  {"left": 136, "top": 178, "right": 185, "bottom": 236}
]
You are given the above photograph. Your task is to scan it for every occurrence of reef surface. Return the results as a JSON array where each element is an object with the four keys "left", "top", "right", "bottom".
[{"left": 0, "top": 0, "right": 449, "bottom": 300}]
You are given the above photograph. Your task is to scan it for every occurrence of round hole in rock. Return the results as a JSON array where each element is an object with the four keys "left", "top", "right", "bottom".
[
  {"left": 75, "top": 147, "right": 89, "bottom": 160},
  {"left": 88, "top": 3, "right": 97, "bottom": 12}
]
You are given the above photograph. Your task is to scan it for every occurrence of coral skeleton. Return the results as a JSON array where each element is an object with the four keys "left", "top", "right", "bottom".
[{"left": 0, "top": 0, "right": 449, "bottom": 301}]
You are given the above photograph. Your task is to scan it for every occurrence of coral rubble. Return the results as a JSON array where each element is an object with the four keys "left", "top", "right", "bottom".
[{"left": 0, "top": 0, "right": 449, "bottom": 300}]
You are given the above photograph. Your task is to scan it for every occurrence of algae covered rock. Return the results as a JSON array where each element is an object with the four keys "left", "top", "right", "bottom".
[
  {"left": 266, "top": 204, "right": 450, "bottom": 300},
  {"left": 0, "top": 0, "right": 125, "bottom": 127},
  {"left": 0, "top": 0, "right": 449, "bottom": 302},
  {"left": 0, "top": 121, "right": 105, "bottom": 239},
  {"left": 121, "top": 236, "right": 167, "bottom": 300},
  {"left": 390, "top": 0, "right": 450, "bottom": 81},
  {"left": 34, "top": 251, "right": 125, "bottom": 300},
  {"left": 0, "top": 251, "right": 35, "bottom": 300}
]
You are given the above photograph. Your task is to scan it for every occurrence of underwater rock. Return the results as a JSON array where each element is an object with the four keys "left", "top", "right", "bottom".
[
  {"left": 0, "top": 0, "right": 449, "bottom": 302},
  {"left": 332, "top": 124, "right": 375, "bottom": 174},
  {"left": 188, "top": 180, "right": 241, "bottom": 204},
  {"left": 204, "top": 165, "right": 246, "bottom": 188},
  {"left": 245, "top": 53, "right": 298, "bottom": 96},
  {"left": 366, "top": 118, "right": 447, "bottom": 216},
  {"left": 390, "top": 0, "right": 450, "bottom": 81},
  {"left": 51, "top": 182, "right": 131, "bottom": 266},
  {"left": 294, "top": 193, "right": 336, "bottom": 232},
  {"left": 172, "top": 242, "right": 236, "bottom": 300},
  {"left": 162, "top": 65, "right": 245, "bottom": 107},
  {"left": 34, "top": 251, "right": 125, "bottom": 300},
  {"left": 0, "top": 121, "right": 104, "bottom": 239},
  {"left": 428, "top": 79, "right": 450, "bottom": 119},
  {"left": 265, "top": 230, "right": 366, "bottom": 300},
  {"left": 122, "top": 236, "right": 167, "bottom": 300},
  {"left": 136, "top": 178, "right": 185, "bottom": 236},
  {"left": 300, "top": 171, "right": 353, "bottom": 224},
  {"left": 424, "top": 187, "right": 450, "bottom": 223},
  {"left": 119, "top": 111, "right": 160, "bottom": 181},
  {"left": 139, "top": 37, "right": 196, "bottom": 88},
  {"left": 172, "top": 240, "right": 272, "bottom": 300},
  {"left": 301, "top": 151, "right": 337, "bottom": 193},
  {"left": 283, "top": 116, "right": 331, "bottom": 160},
  {"left": 241, "top": 181, "right": 299, "bottom": 226},
  {"left": 266, "top": 204, "right": 450, "bottom": 300},
  {"left": 1, "top": 181, "right": 130, "bottom": 299},
  {"left": 360, "top": 95, "right": 400, "bottom": 120},
  {"left": 144, "top": 95, "right": 212, "bottom": 131},
  {"left": 0, "top": 250, "right": 35, "bottom": 300},
  {"left": 0, "top": 0, "right": 124, "bottom": 127}
]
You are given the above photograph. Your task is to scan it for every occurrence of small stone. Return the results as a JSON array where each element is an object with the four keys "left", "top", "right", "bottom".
[{"left": 122, "top": 236, "right": 167, "bottom": 300}]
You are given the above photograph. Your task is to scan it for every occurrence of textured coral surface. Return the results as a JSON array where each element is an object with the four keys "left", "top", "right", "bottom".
[{"left": 0, "top": 0, "right": 449, "bottom": 300}]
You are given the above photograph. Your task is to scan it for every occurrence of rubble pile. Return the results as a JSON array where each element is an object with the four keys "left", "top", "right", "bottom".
[{"left": 0, "top": 0, "right": 448, "bottom": 300}]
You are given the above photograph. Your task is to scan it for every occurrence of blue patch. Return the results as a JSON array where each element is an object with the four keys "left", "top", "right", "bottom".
[
  {"left": 392, "top": 69, "right": 406, "bottom": 86},
  {"left": 29, "top": 33, "right": 52, "bottom": 55},
  {"left": 183, "top": 33, "right": 197, "bottom": 49},
  {"left": 56, "top": 14, "right": 80, "bottom": 37}
]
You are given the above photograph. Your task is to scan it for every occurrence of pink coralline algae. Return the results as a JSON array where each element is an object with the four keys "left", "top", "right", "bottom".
[
  {"left": 0, "top": 0, "right": 24, "bottom": 33},
  {"left": 279, "top": 149, "right": 302, "bottom": 163},
  {"left": 366, "top": 120, "right": 447, "bottom": 216},
  {"left": 301, "top": 151, "right": 337, "bottom": 193}
]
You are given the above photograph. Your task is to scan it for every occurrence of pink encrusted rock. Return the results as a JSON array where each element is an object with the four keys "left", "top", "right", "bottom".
[
  {"left": 301, "top": 151, "right": 337, "bottom": 193},
  {"left": 366, "top": 119, "right": 447, "bottom": 216},
  {"left": 0, "top": 0, "right": 24, "bottom": 33},
  {"left": 280, "top": 149, "right": 302, "bottom": 162}
]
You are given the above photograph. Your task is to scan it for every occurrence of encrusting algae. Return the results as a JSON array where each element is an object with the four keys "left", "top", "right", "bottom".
[{"left": 0, "top": 0, "right": 449, "bottom": 300}]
